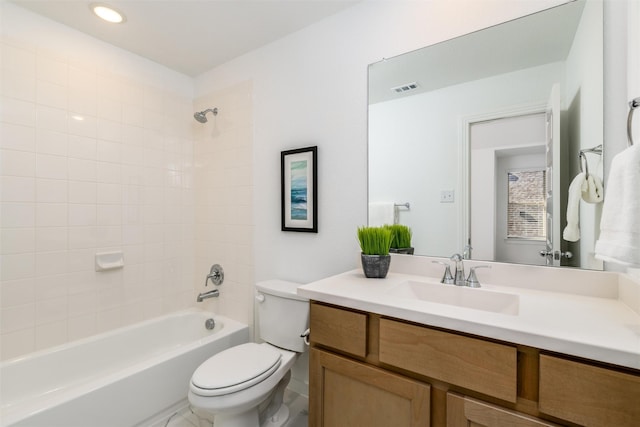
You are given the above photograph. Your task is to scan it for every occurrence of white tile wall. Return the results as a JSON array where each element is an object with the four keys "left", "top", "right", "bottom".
[
  {"left": 193, "top": 81, "right": 255, "bottom": 334},
  {"left": 0, "top": 38, "right": 199, "bottom": 360}
]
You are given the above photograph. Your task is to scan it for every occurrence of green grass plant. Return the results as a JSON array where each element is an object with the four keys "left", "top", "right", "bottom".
[
  {"left": 357, "top": 226, "right": 392, "bottom": 256},
  {"left": 385, "top": 224, "right": 413, "bottom": 249}
]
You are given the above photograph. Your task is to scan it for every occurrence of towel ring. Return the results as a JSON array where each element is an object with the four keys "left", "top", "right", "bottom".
[{"left": 627, "top": 97, "right": 639, "bottom": 147}]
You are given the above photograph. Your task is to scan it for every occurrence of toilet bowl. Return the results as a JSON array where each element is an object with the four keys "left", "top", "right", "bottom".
[{"left": 188, "top": 280, "right": 309, "bottom": 427}]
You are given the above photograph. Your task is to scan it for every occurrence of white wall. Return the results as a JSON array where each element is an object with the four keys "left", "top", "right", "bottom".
[
  {"left": 602, "top": 0, "right": 637, "bottom": 273},
  {"left": 564, "top": 0, "right": 604, "bottom": 269},
  {"left": 0, "top": 3, "right": 196, "bottom": 360}
]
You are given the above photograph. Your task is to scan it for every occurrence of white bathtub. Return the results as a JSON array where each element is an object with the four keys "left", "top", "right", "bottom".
[{"left": 0, "top": 309, "right": 249, "bottom": 427}]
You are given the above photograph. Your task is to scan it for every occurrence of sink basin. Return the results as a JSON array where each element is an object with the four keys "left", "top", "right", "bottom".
[{"left": 386, "top": 280, "right": 520, "bottom": 315}]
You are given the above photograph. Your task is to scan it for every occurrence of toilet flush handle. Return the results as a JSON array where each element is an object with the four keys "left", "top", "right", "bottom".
[
  {"left": 255, "top": 293, "right": 265, "bottom": 303},
  {"left": 300, "top": 329, "right": 310, "bottom": 346}
]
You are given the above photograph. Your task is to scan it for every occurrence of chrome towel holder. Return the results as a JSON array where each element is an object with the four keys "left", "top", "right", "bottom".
[
  {"left": 627, "top": 97, "right": 639, "bottom": 147},
  {"left": 579, "top": 144, "right": 603, "bottom": 179}
]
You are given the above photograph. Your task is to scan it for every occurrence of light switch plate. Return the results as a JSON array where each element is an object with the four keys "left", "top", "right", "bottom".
[{"left": 440, "top": 190, "right": 454, "bottom": 203}]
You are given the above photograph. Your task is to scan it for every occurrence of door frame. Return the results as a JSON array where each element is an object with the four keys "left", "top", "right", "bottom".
[{"left": 459, "top": 101, "right": 547, "bottom": 256}]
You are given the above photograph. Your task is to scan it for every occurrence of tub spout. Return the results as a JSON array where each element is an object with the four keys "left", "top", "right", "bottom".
[{"left": 197, "top": 289, "right": 219, "bottom": 302}]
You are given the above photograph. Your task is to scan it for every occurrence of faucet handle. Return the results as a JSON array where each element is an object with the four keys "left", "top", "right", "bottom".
[
  {"left": 205, "top": 264, "right": 224, "bottom": 287},
  {"left": 465, "top": 265, "right": 491, "bottom": 288},
  {"left": 432, "top": 261, "right": 455, "bottom": 284}
]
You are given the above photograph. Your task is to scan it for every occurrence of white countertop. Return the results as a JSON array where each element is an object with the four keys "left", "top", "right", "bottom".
[{"left": 298, "top": 264, "right": 640, "bottom": 370}]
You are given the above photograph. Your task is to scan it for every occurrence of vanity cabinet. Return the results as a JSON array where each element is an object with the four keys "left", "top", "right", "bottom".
[
  {"left": 308, "top": 301, "right": 640, "bottom": 427},
  {"left": 309, "top": 302, "right": 430, "bottom": 426}
]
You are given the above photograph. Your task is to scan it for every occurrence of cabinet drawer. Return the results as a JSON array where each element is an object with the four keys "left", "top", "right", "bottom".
[
  {"left": 379, "top": 318, "right": 517, "bottom": 402},
  {"left": 310, "top": 303, "right": 367, "bottom": 358},
  {"left": 539, "top": 354, "right": 640, "bottom": 427}
]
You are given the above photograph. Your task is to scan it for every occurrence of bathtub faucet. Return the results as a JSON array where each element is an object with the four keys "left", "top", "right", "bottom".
[
  {"left": 198, "top": 264, "right": 224, "bottom": 302},
  {"left": 206, "top": 264, "right": 224, "bottom": 286},
  {"left": 197, "top": 289, "right": 220, "bottom": 302}
]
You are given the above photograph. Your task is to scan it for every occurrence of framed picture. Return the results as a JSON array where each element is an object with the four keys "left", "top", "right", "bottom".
[{"left": 281, "top": 146, "right": 317, "bottom": 232}]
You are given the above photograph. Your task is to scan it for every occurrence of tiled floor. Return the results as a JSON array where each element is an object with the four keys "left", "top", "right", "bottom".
[{"left": 161, "top": 390, "right": 308, "bottom": 427}]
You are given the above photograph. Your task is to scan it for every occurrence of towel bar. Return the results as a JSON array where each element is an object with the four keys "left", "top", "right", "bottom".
[{"left": 627, "top": 97, "right": 639, "bottom": 147}]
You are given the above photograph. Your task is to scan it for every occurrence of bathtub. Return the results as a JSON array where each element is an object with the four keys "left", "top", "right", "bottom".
[{"left": 0, "top": 308, "right": 249, "bottom": 427}]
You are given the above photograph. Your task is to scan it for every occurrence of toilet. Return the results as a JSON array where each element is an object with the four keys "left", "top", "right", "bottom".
[{"left": 188, "top": 280, "right": 309, "bottom": 427}]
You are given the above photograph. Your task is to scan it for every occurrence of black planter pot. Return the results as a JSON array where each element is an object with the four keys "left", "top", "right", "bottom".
[{"left": 360, "top": 253, "right": 391, "bottom": 278}]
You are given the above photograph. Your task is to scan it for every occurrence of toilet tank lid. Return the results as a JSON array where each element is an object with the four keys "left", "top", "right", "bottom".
[{"left": 256, "top": 280, "right": 307, "bottom": 301}]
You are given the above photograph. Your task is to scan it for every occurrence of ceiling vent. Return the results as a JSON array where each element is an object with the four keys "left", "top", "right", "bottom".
[{"left": 391, "top": 82, "right": 419, "bottom": 94}]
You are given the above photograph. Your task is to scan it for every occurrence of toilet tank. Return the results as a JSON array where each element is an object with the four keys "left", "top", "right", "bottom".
[{"left": 256, "top": 280, "right": 309, "bottom": 353}]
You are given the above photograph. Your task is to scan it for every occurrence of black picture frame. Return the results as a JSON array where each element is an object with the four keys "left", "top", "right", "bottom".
[{"left": 281, "top": 146, "right": 318, "bottom": 232}]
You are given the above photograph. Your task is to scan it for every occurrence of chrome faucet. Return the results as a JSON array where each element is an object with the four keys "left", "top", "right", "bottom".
[
  {"left": 197, "top": 289, "right": 220, "bottom": 302},
  {"left": 197, "top": 264, "right": 224, "bottom": 302},
  {"left": 463, "top": 244, "right": 473, "bottom": 260},
  {"left": 450, "top": 253, "right": 465, "bottom": 286},
  {"left": 206, "top": 264, "right": 224, "bottom": 286}
]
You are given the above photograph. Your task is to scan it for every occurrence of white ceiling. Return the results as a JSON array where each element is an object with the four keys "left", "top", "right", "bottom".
[{"left": 9, "top": 0, "right": 360, "bottom": 77}]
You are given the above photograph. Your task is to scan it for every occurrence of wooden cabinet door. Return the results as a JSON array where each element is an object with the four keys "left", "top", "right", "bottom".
[
  {"left": 539, "top": 354, "right": 640, "bottom": 427},
  {"left": 309, "top": 347, "right": 430, "bottom": 427},
  {"left": 447, "top": 393, "right": 560, "bottom": 427}
]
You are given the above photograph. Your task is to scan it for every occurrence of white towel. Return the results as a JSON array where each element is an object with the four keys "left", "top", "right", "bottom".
[
  {"left": 368, "top": 202, "right": 397, "bottom": 226},
  {"left": 595, "top": 144, "right": 640, "bottom": 266},
  {"left": 563, "top": 173, "right": 586, "bottom": 242},
  {"left": 582, "top": 174, "right": 604, "bottom": 204}
]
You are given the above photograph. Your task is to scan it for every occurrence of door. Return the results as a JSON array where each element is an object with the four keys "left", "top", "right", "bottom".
[
  {"left": 544, "top": 84, "right": 561, "bottom": 266},
  {"left": 447, "top": 393, "right": 560, "bottom": 427},
  {"left": 309, "top": 348, "right": 430, "bottom": 427}
]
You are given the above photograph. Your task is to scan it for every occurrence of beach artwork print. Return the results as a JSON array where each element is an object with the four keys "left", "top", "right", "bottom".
[
  {"left": 281, "top": 146, "right": 317, "bottom": 232},
  {"left": 290, "top": 160, "right": 308, "bottom": 220}
]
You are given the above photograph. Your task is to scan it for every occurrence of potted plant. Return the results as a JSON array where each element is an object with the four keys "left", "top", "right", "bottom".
[
  {"left": 386, "top": 224, "right": 414, "bottom": 255},
  {"left": 357, "top": 226, "right": 392, "bottom": 278}
]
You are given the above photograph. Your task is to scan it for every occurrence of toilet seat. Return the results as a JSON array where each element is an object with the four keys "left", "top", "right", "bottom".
[{"left": 191, "top": 343, "right": 282, "bottom": 397}]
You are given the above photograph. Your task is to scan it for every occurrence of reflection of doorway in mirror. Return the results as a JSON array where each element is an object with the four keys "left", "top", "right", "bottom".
[{"left": 470, "top": 112, "right": 547, "bottom": 265}]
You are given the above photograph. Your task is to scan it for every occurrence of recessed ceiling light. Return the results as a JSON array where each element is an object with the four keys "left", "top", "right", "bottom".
[{"left": 91, "top": 3, "right": 126, "bottom": 24}]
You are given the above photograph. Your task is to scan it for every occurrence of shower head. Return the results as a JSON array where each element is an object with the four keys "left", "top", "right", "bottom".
[
  {"left": 193, "top": 111, "right": 207, "bottom": 123},
  {"left": 193, "top": 108, "right": 218, "bottom": 123}
]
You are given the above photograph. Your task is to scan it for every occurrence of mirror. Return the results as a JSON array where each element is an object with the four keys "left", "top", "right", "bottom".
[{"left": 368, "top": 0, "right": 604, "bottom": 270}]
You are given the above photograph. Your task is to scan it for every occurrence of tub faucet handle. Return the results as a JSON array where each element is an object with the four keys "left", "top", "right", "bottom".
[{"left": 205, "top": 264, "right": 224, "bottom": 287}]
